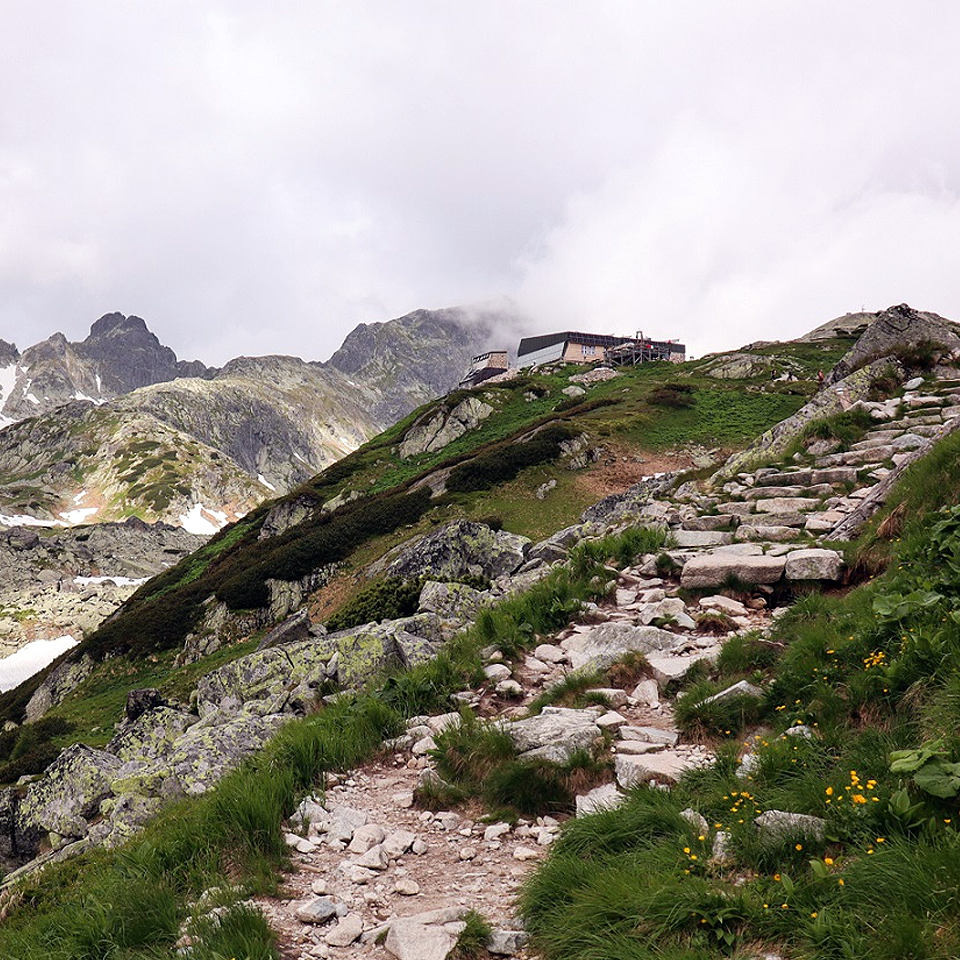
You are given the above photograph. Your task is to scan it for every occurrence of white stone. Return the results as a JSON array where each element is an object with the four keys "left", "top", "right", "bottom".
[
  {"left": 382, "top": 829, "right": 417, "bottom": 858},
  {"left": 513, "top": 845, "right": 539, "bottom": 860},
  {"left": 630, "top": 678, "right": 660, "bottom": 706},
  {"left": 325, "top": 912, "right": 364, "bottom": 947},
  {"left": 575, "top": 782, "right": 624, "bottom": 817},
  {"left": 533, "top": 643, "right": 566, "bottom": 663},
  {"left": 698, "top": 595, "right": 747, "bottom": 616},
  {"left": 784, "top": 547, "right": 843, "bottom": 581},
  {"left": 483, "top": 822, "right": 512, "bottom": 841},
  {"left": 355, "top": 843, "right": 390, "bottom": 870}
]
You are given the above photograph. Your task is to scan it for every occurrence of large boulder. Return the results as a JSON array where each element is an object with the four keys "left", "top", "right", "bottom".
[
  {"left": 680, "top": 553, "right": 785, "bottom": 589},
  {"left": 416, "top": 581, "right": 487, "bottom": 638},
  {"left": 560, "top": 622, "right": 682, "bottom": 671},
  {"left": 20, "top": 744, "right": 123, "bottom": 839},
  {"left": 383, "top": 520, "right": 530, "bottom": 582},
  {"left": 196, "top": 615, "right": 445, "bottom": 716},
  {"left": 195, "top": 633, "right": 340, "bottom": 717},
  {"left": 784, "top": 548, "right": 843, "bottom": 581},
  {"left": 24, "top": 653, "right": 95, "bottom": 722},
  {"left": 106, "top": 705, "right": 198, "bottom": 763},
  {"left": 112, "top": 712, "right": 288, "bottom": 798},
  {"left": 0, "top": 786, "right": 42, "bottom": 870},
  {"left": 825, "top": 303, "right": 960, "bottom": 387},
  {"left": 506, "top": 706, "right": 602, "bottom": 763},
  {"left": 399, "top": 396, "right": 495, "bottom": 458}
]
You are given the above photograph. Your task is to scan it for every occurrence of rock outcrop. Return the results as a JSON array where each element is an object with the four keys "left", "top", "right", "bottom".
[{"left": 824, "top": 303, "right": 960, "bottom": 387}]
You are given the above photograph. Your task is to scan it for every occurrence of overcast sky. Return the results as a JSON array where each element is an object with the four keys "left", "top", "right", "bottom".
[{"left": 2, "top": 2, "right": 959, "bottom": 365}]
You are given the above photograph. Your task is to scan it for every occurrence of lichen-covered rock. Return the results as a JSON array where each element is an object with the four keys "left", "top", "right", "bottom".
[
  {"left": 196, "top": 633, "right": 339, "bottom": 717},
  {"left": 87, "top": 793, "right": 163, "bottom": 848},
  {"left": 20, "top": 744, "right": 123, "bottom": 839},
  {"left": 106, "top": 705, "right": 198, "bottom": 763},
  {"left": 399, "top": 396, "right": 495, "bottom": 458},
  {"left": 24, "top": 653, "right": 95, "bottom": 722},
  {"left": 384, "top": 520, "right": 530, "bottom": 582},
  {"left": 417, "top": 581, "right": 486, "bottom": 636},
  {"left": 0, "top": 786, "right": 42, "bottom": 871},
  {"left": 112, "top": 713, "right": 288, "bottom": 798}
]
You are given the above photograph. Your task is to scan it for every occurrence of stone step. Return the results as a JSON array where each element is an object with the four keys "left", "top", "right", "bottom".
[
  {"left": 734, "top": 524, "right": 803, "bottom": 543},
  {"left": 861, "top": 428, "right": 909, "bottom": 442},
  {"left": 850, "top": 436, "right": 901, "bottom": 451},
  {"left": 680, "top": 515, "right": 737, "bottom": 532},
  {"left": 900, "top": 412, "right": 944, "bottom": 425},
  {"left": 743, "top": 484, "right": 833, "bottom": 500},
  {"left": 716, "top": 501, "right": 756, "bottom": 516},
  {"left": 753, "top": 469, "right": 813, "bottom": 487},
  {"left": 671, "top": 530, "right": 735, "bottom": 548},
  {"left": 753, "top": 497, "right": 822, "bottom": 513}
]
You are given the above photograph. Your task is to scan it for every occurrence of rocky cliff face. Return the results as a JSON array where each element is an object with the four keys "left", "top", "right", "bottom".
[
  {"left": 0, "top": 313, "right": 213, "bottom": 423},
  {"left": 326, "top": 306, "right": 503, "bottom": 424},
  {"left": 0, "top": 305, "right": 507, "bottom": 527}
]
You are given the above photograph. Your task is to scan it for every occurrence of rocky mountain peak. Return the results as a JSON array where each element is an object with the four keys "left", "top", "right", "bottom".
[
  {"left": 325, "top": 306, "right": 503, "bottom": 423},
  {"left": 86, "top": 312, "right": 151, "bottom": 341},
  {"left": 0, "top": 339, "right": 18, "bottom": 366}
]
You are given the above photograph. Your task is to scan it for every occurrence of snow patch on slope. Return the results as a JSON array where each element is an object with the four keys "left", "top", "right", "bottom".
[
  {"left": 0, "top": 635, "right": 79, "bottom": 692},
  {"left": 0, "top": 363, "right": 17, "bottom": 404},
  {"left": 257, "top": 474, "right": 276, "bottom": 491},
  {"left": 74, "top": 575, "right": 149, "bottom": 587},
  {"left": 59, "top": 507, "right": 99, "bottom": 524},
  {"left": 0, "top": 513, "right": 59, "bottom": 528},
  {"left": 179, "top": 504, "right": 228, "bottom": 535}
]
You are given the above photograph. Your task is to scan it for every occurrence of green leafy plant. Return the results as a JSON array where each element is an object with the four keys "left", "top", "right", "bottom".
[{"left": 889, "top": 741, "right": 960, "bottom": 799}]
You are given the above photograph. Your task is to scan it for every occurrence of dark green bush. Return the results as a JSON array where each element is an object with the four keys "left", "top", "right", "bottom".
[
  {"left": 446, "top": 424, "right": 575, "bottom": 493},
  {"left": 647, "top": 383, "right": 695, "bottom": 408},
  {"left": 0, "top": 716, "right": 76, "bottom": 784},
  {"left": 326, "top": 578, "right": 424, "bottom": 632}
]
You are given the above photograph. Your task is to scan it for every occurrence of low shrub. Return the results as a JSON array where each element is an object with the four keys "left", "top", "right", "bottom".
[
  {"left": 446, "top": 424, "right": 575, "bottom": 493},
  {"left": 800, "top": 408, "right": 875, "bottom": 450},
  {"left": 674, "top": 680, "right": 765, "bottom": 741},
  {"left": 450, "top": 909, "right": 494, "bottom": 960},
  {"left": 647, "top": 383, "right": 695, "bottom": 408},
  {"left": 325, "top": 577, "right": 424, "bottom": 632}
]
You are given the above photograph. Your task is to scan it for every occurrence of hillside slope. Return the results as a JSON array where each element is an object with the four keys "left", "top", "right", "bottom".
[
  {"left": 0, "top": 307, "right": 501, "bottom": 529},
  {"left": 5, "top": 305, "right": 958, "bottom": 959}
]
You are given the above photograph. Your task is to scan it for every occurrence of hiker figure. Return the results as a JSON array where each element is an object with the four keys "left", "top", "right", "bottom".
[{"left": 817, "top": 369, "right": 825, "bottom": 388}]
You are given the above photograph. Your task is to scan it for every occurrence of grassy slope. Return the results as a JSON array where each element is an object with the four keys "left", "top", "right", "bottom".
[
  {"left": 519, "top": 428, "right": 960, "bottom": 960},
  {"left": 0, "top": 340, "right": 850, "bottom": 782}
]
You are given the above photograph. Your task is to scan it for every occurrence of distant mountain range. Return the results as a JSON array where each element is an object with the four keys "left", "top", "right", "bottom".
[{"left": 0, "top": 305, "right": 512, "bottom": 529}]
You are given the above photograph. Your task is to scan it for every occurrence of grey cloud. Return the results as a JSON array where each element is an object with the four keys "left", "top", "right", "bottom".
[{"left": 1, "top": 2, "right": 959, "bottom": 364}]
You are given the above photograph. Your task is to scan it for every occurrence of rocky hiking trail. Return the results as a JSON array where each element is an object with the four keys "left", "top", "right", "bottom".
[
  {"left": 252, "top": 372, "right": 960, "bottom": 958},
  {"left": 6, "top": 353, "right": 960, "bottom": 959}
]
